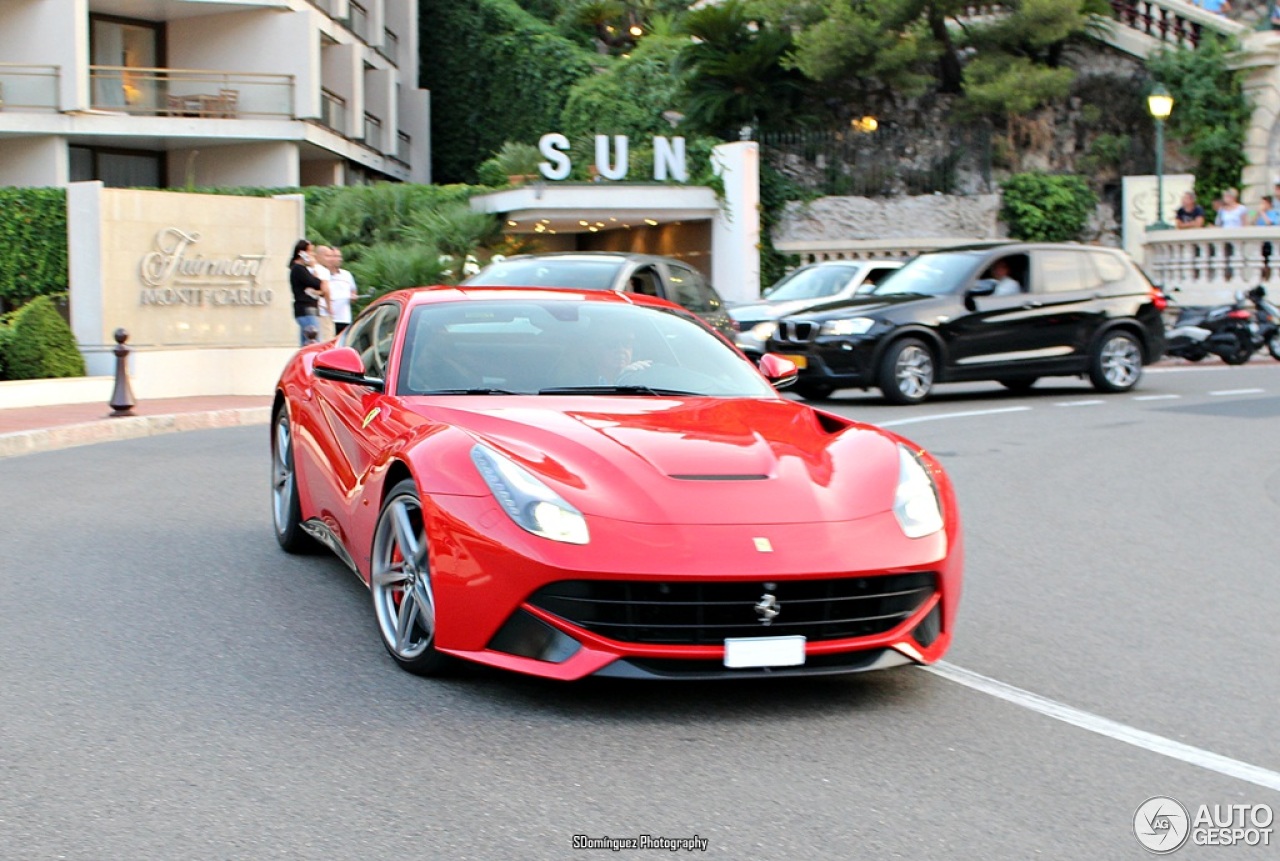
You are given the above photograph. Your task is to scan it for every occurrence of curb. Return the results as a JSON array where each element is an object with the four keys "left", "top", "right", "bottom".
[{"left": 0, "top": 406, "right": 273, "bottom": 460}]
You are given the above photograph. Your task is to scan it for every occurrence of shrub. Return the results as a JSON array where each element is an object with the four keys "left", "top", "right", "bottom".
[
  {"left": 477, "top": 141, "right": 545, "bottom": 187},
  {"left": 1, "top": 295, "right": 86, "bottom": 380},
  {"left": 347, "top": 244, "right": 452, "bottom": 306},
  {"left": 999, "top": 172, "right": 1097, "bottom": 242}
]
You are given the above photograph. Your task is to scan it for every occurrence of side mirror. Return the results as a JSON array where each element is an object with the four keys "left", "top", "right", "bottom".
[
  {"left": 758, "top": 353, "right": 799, "bottom": 389},
  {"left": 968, "top": 279, "right": 998, "bottom": 298},
  {"left": 314, "top": 346, "right": 383, "bottom": 390}
]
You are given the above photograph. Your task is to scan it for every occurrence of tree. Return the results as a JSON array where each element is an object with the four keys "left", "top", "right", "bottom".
[{"left": 674, "top": 0, "right": 808, "bottom": 138}]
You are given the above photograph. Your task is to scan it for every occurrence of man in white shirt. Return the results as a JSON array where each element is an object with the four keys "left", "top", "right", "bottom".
[{"left": 323, "top": 246, "right": 358, "bottom": 335}]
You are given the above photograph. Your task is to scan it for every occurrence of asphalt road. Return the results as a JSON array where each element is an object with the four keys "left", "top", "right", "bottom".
[{"left": 2, "top": 362, "right": 1278, "bottom": 860}]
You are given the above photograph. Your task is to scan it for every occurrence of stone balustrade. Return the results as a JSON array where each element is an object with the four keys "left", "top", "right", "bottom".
[
  {"left": 774, "top": 238, "right": 989, "bottom": 266},
  {"left": 1143, "top": 227, "right": 1280, "bottom": 304}
]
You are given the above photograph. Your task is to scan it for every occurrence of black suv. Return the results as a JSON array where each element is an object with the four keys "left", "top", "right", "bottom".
[{"left": 765, "top": 243, "right": 1167, "bottom": 403}]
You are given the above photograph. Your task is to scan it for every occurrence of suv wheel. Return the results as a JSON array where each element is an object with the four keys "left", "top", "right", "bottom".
[
  {"left": 878, "top": 338, "right": 934, "bottom": 405},
  {"left": 1089, "top": 330, "right": 1143, "bottom": 392}
]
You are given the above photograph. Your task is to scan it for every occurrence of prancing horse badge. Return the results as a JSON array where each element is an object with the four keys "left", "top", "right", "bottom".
[{"left": 753, "top": 537, "right": 773, "bottom": 552}]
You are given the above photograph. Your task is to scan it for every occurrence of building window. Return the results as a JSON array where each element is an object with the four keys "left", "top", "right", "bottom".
[
  {"left": 70, "top": 146, "right": 165, "bottom": 188},
  {"left": 90, "top": 15, "right": 164, "bottom": 112}
]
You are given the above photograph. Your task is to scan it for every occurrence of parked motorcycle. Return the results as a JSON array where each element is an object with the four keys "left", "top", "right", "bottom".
[{"left": 1164, "top": 286, "right": 1280, "bottom": 364}]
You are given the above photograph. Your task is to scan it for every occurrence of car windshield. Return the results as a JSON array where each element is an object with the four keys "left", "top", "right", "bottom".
[
  {"left": 397, "top": 299, "right": 776, "bottom": 398},
  {"left": 464, "top": 258, "right": 624, "bottom": 290},
  {"left": 764, "top": 266, "right": 859, "bottom": 301},
  {"left": 871, "top": 252, "right": 984, "bottom": 296}
]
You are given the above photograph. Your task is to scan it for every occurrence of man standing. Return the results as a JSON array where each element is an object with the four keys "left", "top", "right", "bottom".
[
  {"left": 324, "top": 246, "right": 358, "bottom": 336},
  {"left": 1175, "top": 191, "right": 1205, "bottom": 229}
]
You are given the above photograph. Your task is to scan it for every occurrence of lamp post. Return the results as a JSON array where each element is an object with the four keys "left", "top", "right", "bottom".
[{"left": 1147, "top": 84, "right": 1174, "bottom": 230}]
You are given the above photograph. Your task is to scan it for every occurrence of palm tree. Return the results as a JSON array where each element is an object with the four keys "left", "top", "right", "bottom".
[{"left": 675, "top": 0, "right": 807, "bottom": 138}]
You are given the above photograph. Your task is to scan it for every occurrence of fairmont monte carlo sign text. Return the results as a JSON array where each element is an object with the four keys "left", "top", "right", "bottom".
[{"left": 138, "top": 228, "right": 272, "bottom": 307}]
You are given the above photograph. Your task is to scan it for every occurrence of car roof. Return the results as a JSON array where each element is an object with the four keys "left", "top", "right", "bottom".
[
  {"left": 394, "top": 284, "right": 683, "bottom": 311},
  {"left": 486, "top": 251, "right": 678, "bottom": 266}
]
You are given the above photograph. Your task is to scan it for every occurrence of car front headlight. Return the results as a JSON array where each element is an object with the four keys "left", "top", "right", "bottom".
[
  {"left": 749, "top": 322, "right": 778, "bottom": 341},
  {"left": 893, "top": 444, "right": 943, "bottom": 539},
  {"left": 470, "top": 444, "right": 589, "bottom": 544},
  {"left": 820, "top": 317, "right": 876, "bottom": 337}
]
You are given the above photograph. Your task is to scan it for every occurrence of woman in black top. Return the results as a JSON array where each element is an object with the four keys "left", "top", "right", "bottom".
[{"left": 289, "top": 239, "right": 328, "bottom": 345}]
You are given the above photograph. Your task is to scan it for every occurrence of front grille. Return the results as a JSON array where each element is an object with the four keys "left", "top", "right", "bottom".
[
  {"left": 779, "top": 320, "right": 818, "bottom": 343},
  {"left": 528, "top": 572, "right": 936, "bottom": 646}
]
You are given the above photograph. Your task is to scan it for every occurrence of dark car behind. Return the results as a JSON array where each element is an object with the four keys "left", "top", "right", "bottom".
[{"left": 765, "top": 242, "right": 1167, "bottom": 403}]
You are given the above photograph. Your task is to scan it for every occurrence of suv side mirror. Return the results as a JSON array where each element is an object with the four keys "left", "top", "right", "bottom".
[
  {"left": 968, "top": 279, "right": 998, "bottom": 298},
  {"left": 758, "top": 353, "right": 798, "bottom": 389}
]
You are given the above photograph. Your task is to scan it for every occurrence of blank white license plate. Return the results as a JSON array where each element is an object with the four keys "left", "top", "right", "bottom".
[{"left": 723, "top": 635, "right": 806, "bottom": 668}]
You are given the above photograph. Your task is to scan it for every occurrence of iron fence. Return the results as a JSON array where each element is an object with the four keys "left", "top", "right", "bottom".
[{"left": 760, "top": 124, "right": 994, "bottom": 198}]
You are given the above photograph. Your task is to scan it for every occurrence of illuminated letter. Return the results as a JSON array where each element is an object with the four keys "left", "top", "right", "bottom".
[
  {"left": 654, "top": 136, "right": 687, "bottom": 182},
  {"left": 539, "top": 133, "right": 571, "bottom": 180},
  {"left": 595, "top": 135, "right": 628, "bottom": 181}
]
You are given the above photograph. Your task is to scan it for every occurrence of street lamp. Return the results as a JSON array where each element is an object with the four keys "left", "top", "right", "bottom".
[{"left": 1148, "top": 84, "right": 1174, "bottom": 230}]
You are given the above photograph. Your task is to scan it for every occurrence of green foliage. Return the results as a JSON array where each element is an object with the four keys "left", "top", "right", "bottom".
[
  {"left": 477, "top": 141, "right": 546, "bottom": 186},
  {"left": 0, "top": 188, "right": 68, "bottom": 309},
  {"left": 406, "top": 203, "right": 504, "bottom": 258},
  {"left": 346, "top": 244, "right": 452, "bottom": 305},
  {"left": 959, "top": 55, "right": 1074, "bottom": 121},
  {"left": 758, "top": 163, "right": 808, "bottom": 293},
  {"left": 420, "top": 0, "right": 595, "bottom": 183},
  {"left": 999, "top": 172, "right": 1097, "bottom": 241},
  {"left": 1146, "top": 35, "right": 1250, "bottom": 201},
  {"left": 0, "top": 295, "right": 85, "bottom": 381},
  {"left": 675, "top": 0, "right": 808, "bottom": 138},
  {"left": 561, "top": 32, "right": 689, "bottom": 140},
  {"left": 303, "top": 183, "right": 477, "bottom": 249}
]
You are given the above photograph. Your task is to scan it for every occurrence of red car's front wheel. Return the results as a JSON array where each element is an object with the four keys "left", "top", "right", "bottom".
[{"left": 370, "top": 479, "right": 453, "bottom": 676}]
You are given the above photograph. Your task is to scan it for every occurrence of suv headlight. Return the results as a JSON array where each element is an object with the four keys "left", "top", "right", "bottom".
[
  {"left": 893, "top": 444, "right": 943, "bottom": 539},
  {"left": 470, "top": 444, "right": 589, "bottom": 544},
  {"left": 820, "top": 317, "right": 875, "bottom": 337},
  {"left": 749, "top": 322, "right": 777, "bottom": 341}
]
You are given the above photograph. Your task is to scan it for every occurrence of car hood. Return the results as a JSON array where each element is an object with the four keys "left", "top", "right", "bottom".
[
  {"left": 784, "top": 293, "right": 938, "bottom": 322},
  {"left": 728, "top": 298, "right": 835, "bottom": 322},
  {"left": 408, "top": 397, "right": 901, "bottom": 526}
]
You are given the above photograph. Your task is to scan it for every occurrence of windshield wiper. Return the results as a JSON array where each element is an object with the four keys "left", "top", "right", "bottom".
[
  {"left": 537, "top": 385, "right": 700, "bottom": 396},
  {"left": 420, "top": 387, "right": 521, "bottom": 395}
]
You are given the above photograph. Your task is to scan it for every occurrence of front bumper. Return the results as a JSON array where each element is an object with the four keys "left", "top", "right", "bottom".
[
  {"left": 424, "top": 495, "right": 962, "bottom": 680},
  {"left": 767, "top": 335, "right": 881, "bottom": 388}
]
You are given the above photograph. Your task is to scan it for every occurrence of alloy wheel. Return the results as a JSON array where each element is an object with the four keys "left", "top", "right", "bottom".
[
  {"left": 1100, "top": 334, "right": 1141, "bottom": 388},
  {"left": 894, "top": 344, "right": 934, "bottom": 400},
  {"left": 371, "top": 491, "right": 435, "bottom": 660}
]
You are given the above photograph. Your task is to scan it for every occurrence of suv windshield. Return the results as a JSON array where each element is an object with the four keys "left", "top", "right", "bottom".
[
  {"left": 872, "top": 252, "right": 984, "bottom": 297},
  {"left": 765, "top": 265, "right": 859, "bottom": 301},
  {"left": 465, "top": 258, "right": 623, "bottom": 290},
  {"left": 398, "top": 299, "right": 775, "bottom": 398}
]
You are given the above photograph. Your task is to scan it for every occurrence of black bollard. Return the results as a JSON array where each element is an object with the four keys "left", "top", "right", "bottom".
[{"left": 109, "top": 328, "right": 136, "bottom": 417}]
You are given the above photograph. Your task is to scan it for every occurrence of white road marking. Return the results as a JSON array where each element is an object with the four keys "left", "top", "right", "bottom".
[
  {"left": 926, "top": 662, "right": 1280, "bottom": 793},
  {"left": 1054, "top": 400, "right": 1104, "bottom": 407},
  {"left": 877, "top": 407, "right": 1032, "bottom": 428},
  {"left": 1133, "top": 394, "right": 1181, "bottom": 401},
  {"left": 1209, "top": 388, "right": 1265, "bottom": 396}
]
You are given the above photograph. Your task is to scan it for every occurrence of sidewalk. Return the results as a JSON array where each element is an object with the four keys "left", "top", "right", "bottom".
[{"left": 0, "top": 395, "right": 273, "bottom": 459}]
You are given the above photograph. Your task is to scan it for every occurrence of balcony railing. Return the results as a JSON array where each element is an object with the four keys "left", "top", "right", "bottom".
[
  {"left": 380, "top": 28, "right": 400, "bottom": 64},
  {"left": 88, "top": 66, "right": 293, "bottom": 118},
  {"left": 395, "top": 131, "right": 411, "bottom": 165},
  {"left": 363, "top": 112, "right": 383, "bottom": 152},
  {"left": 320, "top": 87, "right": 346, "bottom": 132},
  {"left": 348, "top": 0, "right": 370, "bottom": 41},
  {"left": 0, "top": 63, "right": 61, "bottom": 111},
  {"left": 1144, "top": 227, "right": 1280, "bottom": 304}
]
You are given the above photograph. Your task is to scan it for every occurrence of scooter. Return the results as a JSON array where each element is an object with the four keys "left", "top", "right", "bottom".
[{"left": 1164, "top": 286, "right": 1275, "bottom": 364}]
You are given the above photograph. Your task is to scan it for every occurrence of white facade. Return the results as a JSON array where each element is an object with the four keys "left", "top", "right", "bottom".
[{"left": 0, "top": 0, "right": 429, "bottom": 188}]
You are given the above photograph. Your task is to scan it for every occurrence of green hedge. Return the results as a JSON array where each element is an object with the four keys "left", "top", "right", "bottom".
[
  {"left": 420, "top": 0, "right": 594, "bottom": 183},
  {"left": 0, "top": 188, "right": 68, "bottom": 309},
  {"left": 0, "top": 295, "right": 85, "bottom": 381}
]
